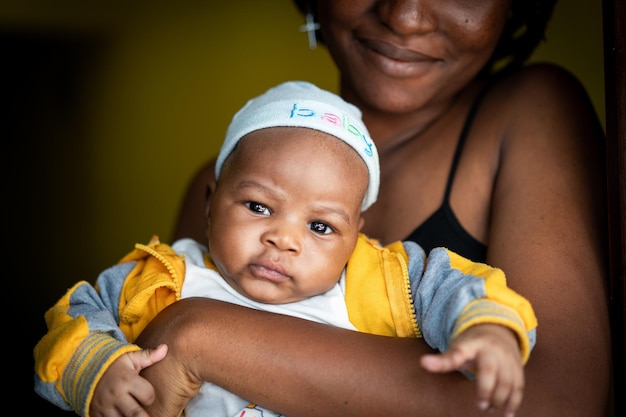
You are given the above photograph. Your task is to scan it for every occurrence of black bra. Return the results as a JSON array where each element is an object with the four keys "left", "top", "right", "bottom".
[{"left": 404, "top": 88, "right": 489, "bottom": 262}]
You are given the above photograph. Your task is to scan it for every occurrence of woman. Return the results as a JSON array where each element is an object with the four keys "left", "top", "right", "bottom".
[{"left": 62, "top": 1, "right": 618, "bottom": 416}]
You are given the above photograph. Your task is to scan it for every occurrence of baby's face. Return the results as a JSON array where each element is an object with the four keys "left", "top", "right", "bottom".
[{"left": 208, "top": 127, "right": 368, "bottom": 304}]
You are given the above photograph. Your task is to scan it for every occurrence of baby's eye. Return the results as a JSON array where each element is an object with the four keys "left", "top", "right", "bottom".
[
  {"left": 245, "top": 201, "right": 270, "bottom": 216},
  {"left": 309, "top": 221, "right": 333, "bottom": 235}
]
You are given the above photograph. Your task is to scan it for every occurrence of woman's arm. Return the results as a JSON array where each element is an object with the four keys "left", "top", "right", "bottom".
[
  {"left": 136, "top": 298, "right": 478, "bottom": 417},
  {"left": 484, "top": 64, "right": 611, "bottom": 417}
]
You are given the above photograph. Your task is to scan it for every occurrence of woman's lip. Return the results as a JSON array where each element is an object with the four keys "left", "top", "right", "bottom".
[
  {"left": 361, "top": 38, "right": 437, "bottom": 63},
  {"left": 356, "top": 37, "right": 440, "bottom": 78}
]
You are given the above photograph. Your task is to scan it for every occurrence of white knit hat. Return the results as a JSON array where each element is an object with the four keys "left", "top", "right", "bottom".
[{"left": 215, "top": 81, "right": 379, "bottom": 211}]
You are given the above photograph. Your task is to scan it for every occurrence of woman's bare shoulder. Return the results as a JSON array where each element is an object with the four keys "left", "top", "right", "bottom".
[
  {"left": 489, "top": 62, "right": 598, "bottom": 120},
  {"left": 495, "top": 62, "right": 586, "bottom": 91},
  {"left": 483, "top": 62, "right": 603, "bottom": 148}
]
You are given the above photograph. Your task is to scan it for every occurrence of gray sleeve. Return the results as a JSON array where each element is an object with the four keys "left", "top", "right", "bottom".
[{"left": 403, "top": 242, "right": 488, "bottom": 352}]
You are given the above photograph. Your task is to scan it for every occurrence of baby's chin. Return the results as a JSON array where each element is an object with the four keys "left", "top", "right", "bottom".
[
  {"left": 243, "top": 290, "right": 307, "bottom": 305},
  {"left": 233, "top": 281, "right": 305, "bottom": 305}
]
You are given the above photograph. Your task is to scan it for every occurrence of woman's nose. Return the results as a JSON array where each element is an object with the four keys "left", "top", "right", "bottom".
[{"left": 377, "top": 0, "right": 438, "bottom": 36}]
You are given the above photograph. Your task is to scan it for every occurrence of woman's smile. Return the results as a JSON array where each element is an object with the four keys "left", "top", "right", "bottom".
[{"left": 356, "top": 36, "right": 440, "bottom": 78}]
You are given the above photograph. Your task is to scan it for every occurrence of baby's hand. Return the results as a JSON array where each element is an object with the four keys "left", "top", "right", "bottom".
[
  {"left": 420, "top": 324, "right": 523, "bottom": 417},
  {"left": 89, "top": 344, "right": 168, "bottom": 417}
]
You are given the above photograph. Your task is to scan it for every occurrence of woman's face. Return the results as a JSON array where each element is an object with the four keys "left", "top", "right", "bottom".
[{"left": 316, "top": 0, "right": 511, "bottom": 113}]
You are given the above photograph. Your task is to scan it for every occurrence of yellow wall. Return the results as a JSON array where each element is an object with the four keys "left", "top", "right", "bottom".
[{"left": 84, "top": 1, "right": 338, "bottom": 272}]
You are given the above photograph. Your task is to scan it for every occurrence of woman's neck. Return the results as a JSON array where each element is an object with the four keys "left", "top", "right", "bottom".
[{"left": 348, "top": 79, "right": 486, "bottom": 154}]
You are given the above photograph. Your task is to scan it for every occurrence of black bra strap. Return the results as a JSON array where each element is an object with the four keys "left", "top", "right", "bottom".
[{"left": 442, "top": 86, "right": 491, "bottom": 201}]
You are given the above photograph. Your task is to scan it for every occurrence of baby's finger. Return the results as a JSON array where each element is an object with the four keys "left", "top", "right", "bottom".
[
  {"left": 114, "top": 396, "right": 151, "bottom": 417},
  {"left": 91, "top": 391, "right": 148, "bottom": 417},
  {"left": 475, "top": 357, "right": 524, "bottom": 417},
  {"left": 129, "top": 344, "right": 169, "bottom": 372},
  {"left": 420, "top": 348, "right": 469, "bottom": 373},
  {"left": 491, "top": 364, "right": 524, "bottom": 415},
  {"left": 474, "top": 355, "right": 498, "bottom": 411},
  {"left": 502, "top": 382, "right": 524, "bottom": 417},
  {"left": 127, "top": 374, "right": 159, "bottom": 408}
]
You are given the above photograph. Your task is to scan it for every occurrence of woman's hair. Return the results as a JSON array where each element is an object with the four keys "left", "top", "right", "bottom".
[{"left": 292, "top": 0, "right": 557, "bottom": 75}]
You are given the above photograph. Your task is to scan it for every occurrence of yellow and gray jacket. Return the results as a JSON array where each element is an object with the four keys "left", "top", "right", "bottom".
[{"left": 34, "top": 234, "right": 537, "bottom": 417}]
